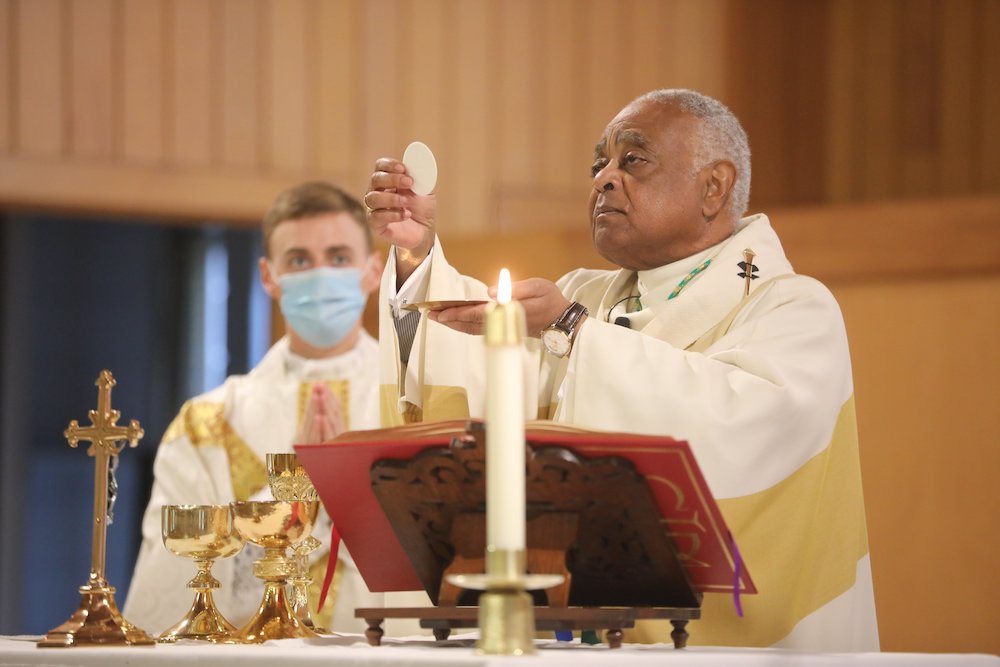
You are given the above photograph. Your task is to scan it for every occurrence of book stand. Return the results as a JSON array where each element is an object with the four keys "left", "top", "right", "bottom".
[{"left": 355, "top": 422, "right": 702, "bottom": 648}]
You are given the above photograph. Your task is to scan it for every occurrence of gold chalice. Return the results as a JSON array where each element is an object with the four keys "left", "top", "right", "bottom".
[
  {"left": 159, "top": 504, "right": 245, "bottom": 643},
  {"left": 266, "top": 452, "right": 325, "bottom": 633},
  {"left": 231, "top": 499, "right": 319, "bottom": 642}
]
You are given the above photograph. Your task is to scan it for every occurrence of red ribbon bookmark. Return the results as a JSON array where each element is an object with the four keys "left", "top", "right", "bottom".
[{"left": 317, "top": 523, "right": 342, "bottom": 612}]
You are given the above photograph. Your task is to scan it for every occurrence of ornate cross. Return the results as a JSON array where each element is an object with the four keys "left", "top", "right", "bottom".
[
  {"left": 39, "top": 369, "right": 154, "bottom": 647},
  {"left": 65, "top": 369, "right": 144, "bottom": 588}
]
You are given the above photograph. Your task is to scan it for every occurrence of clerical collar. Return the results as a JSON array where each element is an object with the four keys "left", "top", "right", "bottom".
[
  {"left": 282, "top": 337, "right": 365, "bottom": 380},
  {"left": 636, "top": 236, "right": 731, "bottom": 302}
]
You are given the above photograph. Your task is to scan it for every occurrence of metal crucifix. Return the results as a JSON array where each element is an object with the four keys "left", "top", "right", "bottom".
[{"left": 38, "top": 369, "right": 155, "bottom": 647}]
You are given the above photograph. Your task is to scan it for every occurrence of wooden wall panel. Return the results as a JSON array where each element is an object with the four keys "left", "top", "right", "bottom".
[
  {"left": 15, "top": 0, "right": 63, "bottom": 157},
  {"left": 398, "top": 0, "right": 448, "bottom": 180},
  {"left": 983, "top": 0, "right": 1000, "bottom": 191},
  {"left": 0, "top": 0, "right": 11, "bottom": 154},
  {"left": 836, "top": 276, "right": 1000, "bottom": 654},
  {"left": 858, "top": 0, "right": 896, "bottom": 200},
  {"left": 2, "top": 0, "right": 997, "bottom": 222},
  {"left": 824, "top": 0, "right": 854, "bottom": 202},
  {"left": 539, "top": 0, "right": 584, "bottom": 193},
  {"left": 626, "top": 0, "right": 669, "bottom": 97},
  {"left": 670, "top": 0, "right": 727, "bottom": 99},
  {"left": 68, "top": 0, "right": 113, "bottom": 160},
  {"left": 939, "top": 0, "right": 975, "bottom": 196},
  {"left": 316, "top": 0, "right": 360, "bottom": 178},
  {"left": 497, "top": 0, "right": 538, "bottom": 189},
  {"left": 169, "top": 0, "right": 215, "bottom": 167},
  {"left": 726, "top": 0, "right": 829, "bottom": 207},
  {"left": 581, "top": 2, "right": 629, "bottom": 156},
  {"left": 359, "top": 0, "right": 401, "bottom": 173},
  {"left": 121, "top": 0, "right": 165, "bottom": 164},
  {"left": 267, "top": 0, "right": 309, "bottom": 172},
  {"left": 448, "top": 0, "right": 491, "bottom": 235},
  {"left": 896, "top": 0, "right": 937, "bottom": 198},
  {"left": 220, "top": 0, "right": 261, "bottom": 169}
]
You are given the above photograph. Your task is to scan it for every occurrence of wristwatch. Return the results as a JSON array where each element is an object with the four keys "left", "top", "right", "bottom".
[{"left": 541, "top": 302, "right": 589, "bottom": 358}]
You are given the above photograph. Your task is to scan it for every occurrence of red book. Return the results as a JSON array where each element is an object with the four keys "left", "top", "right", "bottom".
[{"left": 295, "top": 420, "right": 755, "bottom": 597}]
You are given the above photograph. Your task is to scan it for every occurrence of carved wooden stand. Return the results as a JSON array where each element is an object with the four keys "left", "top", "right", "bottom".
[{"left": 357, "top": 422, "right": 702, "bottom": 649}]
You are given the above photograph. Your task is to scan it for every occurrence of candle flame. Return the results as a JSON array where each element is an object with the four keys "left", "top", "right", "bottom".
[{"left": 497, "top": 268, "right": 512, "bottom": 304}]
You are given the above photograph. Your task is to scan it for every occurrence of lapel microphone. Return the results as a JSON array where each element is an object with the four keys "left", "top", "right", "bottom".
[{"left": 614, "top": 316, "right": 631, "bottom": 329}]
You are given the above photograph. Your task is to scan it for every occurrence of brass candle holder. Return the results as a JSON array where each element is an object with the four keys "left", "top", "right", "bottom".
[
  {"left": 447, "top": 548, "right": 564, "bottom": 655},
  {"left": 230, "top": 499, "right": 319, "bottom": 643},
  {"left": 266, "top": 452, "right": 326, "bottom": 633},
  {"left": 158, "top": 504, "right": 245, "bottom": 643}
]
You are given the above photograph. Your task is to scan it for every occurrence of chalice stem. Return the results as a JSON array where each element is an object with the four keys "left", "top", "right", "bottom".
[{"left": 190, "top": 559, "right": 221, "bottom": 589}]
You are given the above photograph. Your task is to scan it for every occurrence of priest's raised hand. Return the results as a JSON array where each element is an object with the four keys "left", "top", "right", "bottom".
[{"left": 364, "top": 157, "right": 436, "bottom": 287}]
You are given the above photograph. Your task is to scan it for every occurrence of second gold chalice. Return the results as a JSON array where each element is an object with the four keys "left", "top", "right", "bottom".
[
  {"left": 231, "top": 499, "right": 319, "bottom": 642},
  {"left": 266, "top": 452, "right": 325, "bottom": 633},
  {"left": 159, "top": 504, "right": 245, "bottom": 643}
]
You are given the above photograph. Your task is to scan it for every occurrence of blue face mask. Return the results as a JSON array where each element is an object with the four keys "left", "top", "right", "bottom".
[{"left": 277, "top": 266, "right": 366, "bottom": 348}]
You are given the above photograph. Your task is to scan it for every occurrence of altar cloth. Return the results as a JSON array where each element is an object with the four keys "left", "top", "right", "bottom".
[{"left": 1, "top": 635, "right": 996, "bottom": 667}]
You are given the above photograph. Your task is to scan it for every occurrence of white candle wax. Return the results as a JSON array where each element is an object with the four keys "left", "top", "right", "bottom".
[{"left": 485, "top": 269, "right": 526, "bottom": 552}]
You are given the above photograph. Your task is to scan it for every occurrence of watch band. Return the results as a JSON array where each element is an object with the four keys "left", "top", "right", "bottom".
[
  {"left": 542, "top": 301, "right": 589, "bottom": 357},
  {"left": 553, "top": 301, "right": 588, "bottom": 335}
]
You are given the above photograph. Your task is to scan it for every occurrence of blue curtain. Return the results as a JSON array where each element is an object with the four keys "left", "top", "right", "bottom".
[{"left": 0, "top": 215, "right": 268, "bottom": 635}]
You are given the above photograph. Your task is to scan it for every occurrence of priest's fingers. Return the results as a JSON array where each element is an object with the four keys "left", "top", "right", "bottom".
[
  {"left": 323, "top": 390, "right": 345, "bottom": 436},
  {"left": 309, "top": 414, "right": 328, "bottom": 444},
  {"left": 294, "top": 385, "right": 322, "bottom": 441},
  {"left": 373, "top": 157, "right": 407, "bottom": 177},
  {"left": 370, "top": 172, "right": 414, "bottom": 194},
  {"left": 488, "top": 278, "right": 570, "bottom": 337},
  {"left": 427, "top": 304, "right": 487, "bottom": 336}
]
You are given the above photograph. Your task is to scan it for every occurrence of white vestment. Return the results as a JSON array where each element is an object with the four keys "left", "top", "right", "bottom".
[
  {"left": 124, "top": 332, "right": 428, "bottom": 636},
  {"left": 379, "top": 214, "right": 879, "bottom": 651}
]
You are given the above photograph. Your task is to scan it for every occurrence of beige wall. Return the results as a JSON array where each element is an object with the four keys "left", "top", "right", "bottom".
[{"left": 1, "top": 0, "right": 998, "bottom": 653}]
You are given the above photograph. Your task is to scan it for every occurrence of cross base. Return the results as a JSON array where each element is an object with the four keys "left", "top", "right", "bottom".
[{"left": 37, "top": 579, "right": 155, "bottom": 647}]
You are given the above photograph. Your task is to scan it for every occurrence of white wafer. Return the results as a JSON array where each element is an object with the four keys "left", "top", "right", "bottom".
[{"left": 402, "top": 141, "right": 438, "bottom": 196}]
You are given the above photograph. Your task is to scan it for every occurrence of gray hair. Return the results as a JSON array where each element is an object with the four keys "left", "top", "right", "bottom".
[{"left": 634, "top": 89, "right": 751, "bottom": 218}]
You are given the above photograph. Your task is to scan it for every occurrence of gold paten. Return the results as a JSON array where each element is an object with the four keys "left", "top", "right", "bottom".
[
  {"left": 38, "top": 370, "right": 155, "bottom": 647},
  {"left": 266, "top": 453, "right": 326, "bottom": 633},
  {"left": 158, "top": 504, "right": 245, "bottom": 643},
  {"left": 231, "top": 499, "right": 320, "bottom": 642}
]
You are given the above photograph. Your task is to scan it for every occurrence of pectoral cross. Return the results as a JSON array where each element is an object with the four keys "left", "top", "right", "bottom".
[{"left": 39, "top": 370, "right": 153, "bottom": 647}]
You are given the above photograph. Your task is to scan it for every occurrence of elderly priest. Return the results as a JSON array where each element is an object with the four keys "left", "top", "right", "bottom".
[{"left": 364, "top": 89, "right": 879, "bottom": 651}]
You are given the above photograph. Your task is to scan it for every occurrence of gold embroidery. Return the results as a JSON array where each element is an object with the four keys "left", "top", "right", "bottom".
[
  {"left": 297, "top": 380, "right": 351, "bottom": 430},
  {"left": 166, "top": 401, "right": 269, "bottom": 501}
]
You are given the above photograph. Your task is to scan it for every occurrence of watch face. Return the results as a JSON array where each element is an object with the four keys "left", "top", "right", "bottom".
[{"left": 542, "top": 328, "right": 571, "bottom": 357}]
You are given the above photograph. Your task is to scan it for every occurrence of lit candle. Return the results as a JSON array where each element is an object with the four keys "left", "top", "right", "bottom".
[{"left": 484, "top": 268, "right": 526, "bottom": 552}]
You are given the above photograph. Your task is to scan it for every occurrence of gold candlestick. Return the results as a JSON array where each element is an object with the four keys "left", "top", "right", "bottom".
[{"left": 38, "top": 370, "right": 155, "bottom": 647}]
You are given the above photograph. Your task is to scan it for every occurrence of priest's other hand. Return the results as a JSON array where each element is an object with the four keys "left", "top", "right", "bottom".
[
  {"left": 365, "top": 157, "right": 435, "bottom": 253},
  {"left": 294, "top": 382, "right": 344, "bottom": 444},
  {"left": 429, "top": 278, "right": 572, "bottom": 338}
]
